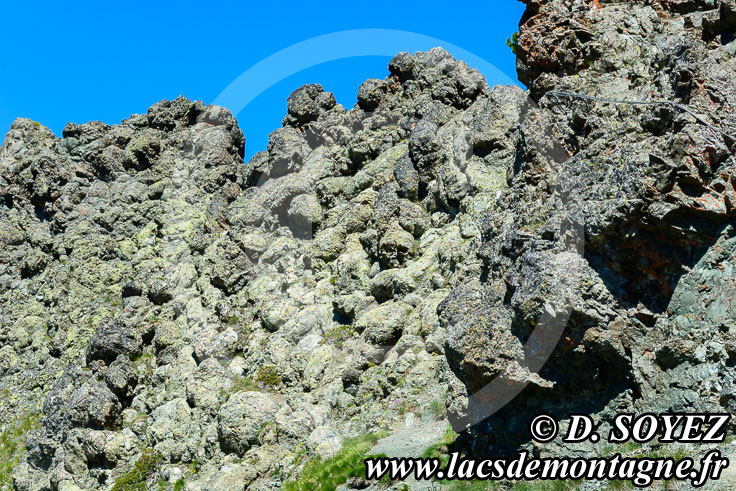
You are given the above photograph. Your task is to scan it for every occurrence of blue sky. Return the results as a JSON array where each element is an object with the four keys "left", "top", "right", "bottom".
[{"left": 0, "top": 1, "right": 525, "bottom": 161}]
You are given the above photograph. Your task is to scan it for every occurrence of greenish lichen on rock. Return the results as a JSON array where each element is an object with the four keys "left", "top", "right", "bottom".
[{"left": 1, "top": 1, "right": 736, "bottom": 488}]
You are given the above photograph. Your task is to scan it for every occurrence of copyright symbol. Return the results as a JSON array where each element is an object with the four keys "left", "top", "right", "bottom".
[{"left": 530, "top": 415, "right": 558, "bottom": 443}]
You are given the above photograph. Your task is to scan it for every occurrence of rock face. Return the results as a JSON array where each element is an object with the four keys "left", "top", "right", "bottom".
[
  {"left": 0, "top": 0, "right": 734, "bottom": 489},
  {"left": 460, "top": 0, "right": 736, "bottom": 457}
]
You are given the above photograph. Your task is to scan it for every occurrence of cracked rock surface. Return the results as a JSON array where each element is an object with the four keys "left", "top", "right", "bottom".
[{"left": 1, "top": 0, "right": 735, "bottom": 489}]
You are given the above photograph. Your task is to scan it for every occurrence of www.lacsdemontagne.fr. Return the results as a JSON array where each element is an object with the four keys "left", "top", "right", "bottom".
[{"left": 364, "top": 450, "right": 729, "bottom": 488}]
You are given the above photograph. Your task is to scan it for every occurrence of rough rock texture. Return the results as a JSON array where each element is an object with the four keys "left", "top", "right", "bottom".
[
  {"left": 1, "top": 0, "right": 735, "bottom": 489},
  {"left": 0, "top": 51, "right": 488, "bottom": 490},
  {"left": 456, "top": 0, "right": 736, "bottom": 461}
]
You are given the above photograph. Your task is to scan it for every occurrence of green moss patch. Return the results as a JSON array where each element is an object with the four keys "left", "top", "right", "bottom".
[
  {"left": 322, "top": 325, "right": 355, "bottom": 348},
  {"left": 111, "top": 449, "right": 163, "bottom": 491},
  {"left": 0, "top": 413, "right": 40, "bottom": 488},
  {"left": 255, "top": 365, "right": 282, "bottom": 387},
  {"left": 284, "top": 431, "right": 389, "bottom": 490}
]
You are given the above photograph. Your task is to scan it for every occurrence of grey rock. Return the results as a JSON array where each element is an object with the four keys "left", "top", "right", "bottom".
[
  {"left": 217, "top": 391, "right": 278, "bottom": 456},
  {"left": 66, "top": 382, "right": 122, "bottom": 430},
  {"left": 3, "top": 10, "right": 735, "bottom": 487},
  {"left": 104, "top": 355, "right": 137, "bottom": 399},
  {"left": 87, "top": 321, "right": 143, "bottom": 364}
]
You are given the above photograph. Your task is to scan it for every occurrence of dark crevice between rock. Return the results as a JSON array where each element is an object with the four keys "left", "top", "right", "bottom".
[
  {"left": 462, "top": 336, "right": 632, "bottom": 458},
  {"left": 471, "top": 141, "right": 506, "bottom": 161},
  {"left": 34, "top": 202, "right": 53, "bottom": 223},
  {"left": 585, "top": 214, "right": 730, "bottom": 313},
  {"left": 2, "top": 193, "right": 14, "bottom": 210},
  {"left": 331, "top": 308, "right": 353, "bottom": 327},
  {"left": 191, "top": 350, "right": 201, "bottom": 366}
]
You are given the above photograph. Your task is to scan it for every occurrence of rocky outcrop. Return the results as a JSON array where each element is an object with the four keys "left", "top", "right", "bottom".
[
  {"left": 0, "top": 1, "right": 734, "bottom": 489},
  {"left": 1, "top": 50, "right": 498, "bottom": 489},
  {"left": 447, "top": 0, "right": 736, "bottom": 457}
]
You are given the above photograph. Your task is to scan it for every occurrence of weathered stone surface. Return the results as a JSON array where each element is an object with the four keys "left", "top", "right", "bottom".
[
  {"left": 2, "top": 5, "right": 735, "bottom": 487},
  {"left": 104, "top": 355, "right": 137, "bottom": 399},
  {"left": 217, "top": 392, "right": 278, "bottom": 456},
  {"left": 87, "top": 321, "right": 143, "bottom": 363}
]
